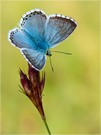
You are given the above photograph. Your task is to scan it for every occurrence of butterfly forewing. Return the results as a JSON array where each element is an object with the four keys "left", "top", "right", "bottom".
[
  {"left": 20, "top": 9, "right": 48, "bottom": 50},
  {"left": 45, "top": 15, "right": 77, "bottom": 48}
]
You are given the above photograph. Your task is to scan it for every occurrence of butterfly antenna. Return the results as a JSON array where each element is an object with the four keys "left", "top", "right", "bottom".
[
  {"left": 49, "top": 56, "right": 54, "bottom": 72},
  {"left": 52, "top": 50, "right": 72, "bottom": 55}
]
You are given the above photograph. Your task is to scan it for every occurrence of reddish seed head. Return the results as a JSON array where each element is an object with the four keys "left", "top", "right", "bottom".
[{"left": 19, "top": 64, "right": 46, "bottom": 118}]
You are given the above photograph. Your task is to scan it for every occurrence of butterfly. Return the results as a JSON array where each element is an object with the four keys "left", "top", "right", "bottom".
[{"left": 8, "top": 9, "right": 77, "bottom": 71}]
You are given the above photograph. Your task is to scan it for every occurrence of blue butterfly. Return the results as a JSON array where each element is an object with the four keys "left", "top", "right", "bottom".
[{"left": 8, "top": 9, "right": 77, "bottom": 70}]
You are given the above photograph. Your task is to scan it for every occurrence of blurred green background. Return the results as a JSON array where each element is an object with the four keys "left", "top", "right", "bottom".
[{"left": 1, "top": 0, "right": 100, "bottom": 134}]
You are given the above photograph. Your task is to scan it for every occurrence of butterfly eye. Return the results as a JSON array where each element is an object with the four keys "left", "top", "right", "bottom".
[{"left": 46, "top": 50, "right": 52, "bottom": 56}]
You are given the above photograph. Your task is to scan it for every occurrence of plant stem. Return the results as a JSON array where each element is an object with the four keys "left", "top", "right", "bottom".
[{"left": 43, "top": 118, "right": 51, "bottom": 135}]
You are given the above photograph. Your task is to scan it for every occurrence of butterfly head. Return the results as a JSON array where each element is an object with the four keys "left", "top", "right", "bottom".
[{"left": 46, "top": 50, "right": 52, "bottom": 57}]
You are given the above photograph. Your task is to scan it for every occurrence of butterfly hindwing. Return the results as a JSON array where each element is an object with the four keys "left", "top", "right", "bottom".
[
  {"left": 21, "top": 48, "right": 46, "bottom": 70},
  {"left": 8, "top": 28, "right": 36, "bottom": 49},
  {"left": 45, "top": 15, "right": 77, "bottom": 48}
]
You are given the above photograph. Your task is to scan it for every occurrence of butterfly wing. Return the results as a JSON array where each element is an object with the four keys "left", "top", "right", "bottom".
[
  {"left": 19, "top": 9, "right": 48, "bottom": 51},
  {"left": 21, "top": 48, "right": 46, "bottom": 70},
  {"left": 45, "top": 15, "right": 77, "bottom": 48},
  {"left": 8, "top": 28, "right": 46, "bottom": 71},
  {"left": 8, "top": 28, "right": 36, "bottom": 49}
]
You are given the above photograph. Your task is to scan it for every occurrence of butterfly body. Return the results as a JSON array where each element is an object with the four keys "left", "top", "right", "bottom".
[{"left": 8, "top": 9, "right": 77, "bottom": 70}]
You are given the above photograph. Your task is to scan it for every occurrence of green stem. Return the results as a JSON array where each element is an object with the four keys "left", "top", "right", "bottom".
[{"left": 43, "top": 118, "right": 51, "bottom": 135}]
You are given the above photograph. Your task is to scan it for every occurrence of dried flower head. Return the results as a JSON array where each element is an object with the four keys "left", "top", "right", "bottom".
[
  {"left": 19, "top": 64, "right": 51, "bottom": 134},
  {"left": 19, "top": 64, "right": 45, "bottom": 119}
]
